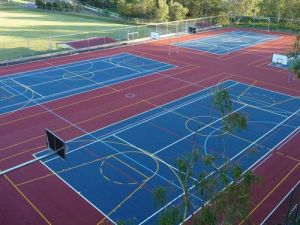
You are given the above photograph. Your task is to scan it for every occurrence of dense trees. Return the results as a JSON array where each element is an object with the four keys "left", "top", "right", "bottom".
[
  {"left": 258, "top": 0, "right": 300, "bottom": 19},
  {"left": 79, "top": 0, "right": 300, "bottom": 21},
  {"left": 169, "top": 1, "right": 189, "bottom": 21},
  {"left": 117, "top": 0, "right": 186, "bottom": 21}
]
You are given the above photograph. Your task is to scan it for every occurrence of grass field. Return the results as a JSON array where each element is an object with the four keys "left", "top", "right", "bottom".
[{"left": 0, "top": 5, "right": 129, "bottom": 61}]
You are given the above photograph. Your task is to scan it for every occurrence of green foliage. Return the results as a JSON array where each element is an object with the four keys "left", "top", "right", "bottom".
[
  {"left": 232, "top": 165, "right": 242, "bottom": 180},
  {"left": 175, "top": 148, "right": 200, "bottom": 218},
  {"left": 226, "top": 0, "right": 259, "bottom": 17},
  {"left": 116, "top": 217, "right": 137, "bottom": 225},
  {"left": 35, "top": 0, "right": 43, "bottom": 7},
  {"left": 186, "top": 0, "right": 225, "bottom": 17},
  {"left": 202, "top": 154, "right": 215, "bottom": 166},
  {"left": 35, "top": 0, "right": 76, "bottom": 11},
  {"left": 289, "top": 35, "right": 300, "bottom": 79},
  {"left": 223, "top": 112, "right": 247, "bottom": 133},
  {"left": 291, "top": 58, "right": 300, "bottom": 78},
  {"left": 294, "top": 35, "right": 300, "bottom": 51},
  {"left": 79, "top": 0, "right": 300, "bottom": 22},
  {"left": 198, "top": 206, "right": 217, "bottom": 225},
  {"left": 213, "top": 87, "right": 233, "bottom": 115},
  {"left": 157, "top": 206, "right": 182, "bottom": 225},
  {"left": 197, "top": 168, "right": 259, "bottom": 225},
  {"left": 154, "top": 0, "right": 169, "bottom": 22},
  {"left": 152, "top": 187, "right": 182, "bottom": 225},
  {"left": 169, "top": 0, "right": 188, "bottom": 21},
  {"left": 153, "top": 84, "right": 260, "bottom": 225},
  {"left": 258, "top": 0, "right": 300, "bottom": 19},
  {"left": 153, "top": 186, "right": 167, "bottom": 207}
]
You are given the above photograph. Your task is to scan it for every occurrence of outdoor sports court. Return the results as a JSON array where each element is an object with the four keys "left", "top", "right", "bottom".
[
  {"left": 1, "top": 28, "right": 300, "bottom": 225},
  {"left": 0, "top": 53, "right": 174, "bottom": 114},
  {"left": 35, "top": 80, "right": 300, "bottom": 224},
  {"left": 177, "top": 30, "right": 278, "bottom": 54}
]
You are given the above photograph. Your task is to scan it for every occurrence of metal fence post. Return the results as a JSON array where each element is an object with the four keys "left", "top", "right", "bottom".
[
  {"left": 185, "top": 20, "right": 187, "bottom": 32},
  {"left": 167, "top": 22, "right": 169, "bottom": 34}
]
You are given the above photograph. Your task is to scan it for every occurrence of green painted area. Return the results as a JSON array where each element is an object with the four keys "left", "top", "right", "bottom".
[{"left": 0, "top": 5, "right": 129, "bottom": 61}]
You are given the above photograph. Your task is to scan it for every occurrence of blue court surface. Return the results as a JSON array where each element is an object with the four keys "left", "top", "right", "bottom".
[
  {"left": 0, "top": 53, "right": 175, "bottom": 115},
  {"left": 36, "top": 80, "right": 300, "bottom": 224},
  {"left": 177, "top": 30, "right": 278, "bottom": 54}
]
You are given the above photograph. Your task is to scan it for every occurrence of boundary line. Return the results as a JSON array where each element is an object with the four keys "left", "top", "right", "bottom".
[
  {"left": 260, "top": 179, "right": 300, "bottom": 225},
  {"left": 177, "top": 30, "right": 279, "bottom": 55},
  {"left": 0, "top": 56, "right": 176, "bottom": 115},
  {"left": 4, "top": 174, "right": 52, "bottom": 225}
]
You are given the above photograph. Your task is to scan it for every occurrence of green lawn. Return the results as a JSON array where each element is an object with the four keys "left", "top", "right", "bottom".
[{"left": 0, "top": 5, "right": 130, "bottom": 61}]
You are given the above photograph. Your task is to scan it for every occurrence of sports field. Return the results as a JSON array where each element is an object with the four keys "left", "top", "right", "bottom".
[
  {"left": 0, "top": 28, "right": 299, "bottom": 225},
  {"left": 0, "top": 5, "right": 128, "bottom": 60}
]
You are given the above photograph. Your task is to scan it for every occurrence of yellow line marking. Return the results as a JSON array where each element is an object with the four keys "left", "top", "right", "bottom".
[
  {"left": 0, "top": 89, "right": 119, "bottom": 127},
  {"left": 112, "top": 155, "right": 148, "bottom": 179},
  {"left": 97, "top": 177, "right": 151, "bottom": 225},
  {"left": 16, "top": 140, "right": 150, "bottom": 186},
  {"left": 0, "top": 69, "right": 225, "bottom": 155},
  {"left": 0, "top": 145, "right": 44, "bottom": 162},
  {"left": 97, "top": 154, "right": 160, "bottom": 225},
  {"left": 239, "top": 161, "right": 300, "bottom": 224},
  {"left": 276, "top": 151, "right": 300, "bottom": 162},
  {"left": 0, "top": 64, "right": 192, "bottom": 128},
  {"left": 144, "top": 96, "right": 271, "bottom": 150},
  {"left": 225, "top": 71, "right": 300, "bottom": 94},
  {"left": 4, "top": 174, "right": 52, "bottom": 225}
]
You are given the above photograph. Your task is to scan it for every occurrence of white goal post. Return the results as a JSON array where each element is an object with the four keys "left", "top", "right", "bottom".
[{"left": 150, "top": 32, "right": 160, "bottom": 40}]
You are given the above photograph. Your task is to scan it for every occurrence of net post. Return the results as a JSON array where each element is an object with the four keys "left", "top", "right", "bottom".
[
  {"left": 185, "top": 20, "right": 188, "bottom": 33},
  {"left": 167, "top": 21, "right": 169, "bottom": 34}
]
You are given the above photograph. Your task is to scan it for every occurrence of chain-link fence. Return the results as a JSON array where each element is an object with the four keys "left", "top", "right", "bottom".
[
  {"left": 0, "top": 14, "right": 298, "bottom": 64},
  {"left": 0, "top": 15, "right": 225, "bottom": 64},
  {"left": 230, "top": 15, "right": 300, "bottom": 33},
  {"left": 261, "top": 180, "right": 300, "bottom": 225}
]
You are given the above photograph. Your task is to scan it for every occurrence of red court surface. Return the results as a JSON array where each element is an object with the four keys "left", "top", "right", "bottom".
[
  {"left": 0, "top": 27, "right": 299, "bottom": 225},
  {"left": 66, "top": 37, "right": 117, "bottom": 49}
]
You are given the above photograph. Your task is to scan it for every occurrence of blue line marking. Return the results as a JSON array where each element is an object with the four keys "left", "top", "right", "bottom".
[{"left": 34, "top": 80, "right": 300, "bottom": 224}]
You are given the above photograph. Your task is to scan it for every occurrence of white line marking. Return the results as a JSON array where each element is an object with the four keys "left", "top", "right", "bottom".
[
  {"left": 260, "top": 180, "right": 300, "bottom": 225},
  {"left": 61, "top": 81, "right": 239, "bottom": 152},
  {"left": 10, "top": 78, "right": 44, "bottom": 98},
  {"left": 0, "top": 57, "right": 175, "bottom": 115},
  {"left": 36, "top": 157, "right": 117, "bottom": 225},
  {"left": 153, "top": 105, "right": 247, "bottom": 155}
]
